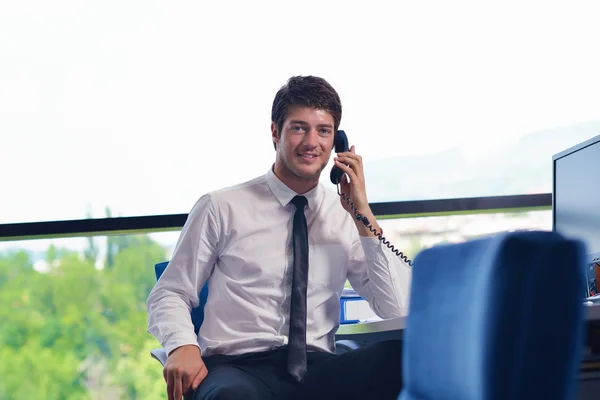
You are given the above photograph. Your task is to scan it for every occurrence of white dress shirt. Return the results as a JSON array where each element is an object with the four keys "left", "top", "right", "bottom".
[{"left": 147, "top": 167, "right": 412, "bottom": 357}]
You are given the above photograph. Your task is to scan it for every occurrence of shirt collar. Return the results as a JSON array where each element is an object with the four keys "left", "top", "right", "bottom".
[{"left": 266, "top": 166, "right": 323, "bottom": 210}]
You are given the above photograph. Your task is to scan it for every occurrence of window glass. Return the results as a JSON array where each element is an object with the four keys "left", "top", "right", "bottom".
[{"left": 2, "top": 1, "right": 597, "bottom": 223}]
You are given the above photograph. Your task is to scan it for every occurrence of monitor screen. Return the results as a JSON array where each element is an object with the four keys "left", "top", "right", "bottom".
[{"left": 553, "top": 137, "right": 600, "bottom": 256}]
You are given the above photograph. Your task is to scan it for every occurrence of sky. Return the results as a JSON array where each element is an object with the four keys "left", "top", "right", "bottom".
[{"left": 1, "top": 0, "right": 600, "bottom": 234}]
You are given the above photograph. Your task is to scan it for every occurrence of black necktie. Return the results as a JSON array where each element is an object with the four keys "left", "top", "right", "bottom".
[{"left": 288, "top": 195, "right": 309, "bottom": 382}]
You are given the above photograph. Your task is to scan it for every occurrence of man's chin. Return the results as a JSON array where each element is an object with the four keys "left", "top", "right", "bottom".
[{"left": 292, "top": 165, "right": 326, "bottom": 181}]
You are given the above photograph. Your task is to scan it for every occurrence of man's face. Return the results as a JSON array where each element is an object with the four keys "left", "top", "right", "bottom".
[{"left": 272, "top": 106, "right": 335, "bottom": 184}]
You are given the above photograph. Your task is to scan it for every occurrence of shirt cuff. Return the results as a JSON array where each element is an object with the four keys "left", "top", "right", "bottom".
[{"left": 164, "top": 332, "right": 201, "bottom": 357}]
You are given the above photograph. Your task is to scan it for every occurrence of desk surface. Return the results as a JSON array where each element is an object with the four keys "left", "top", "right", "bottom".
[{"left": 337, "top": 302, "right": 600, "bottom": 336}]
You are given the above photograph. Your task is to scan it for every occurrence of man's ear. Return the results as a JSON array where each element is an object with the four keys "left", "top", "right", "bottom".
[{"left": 271, "top": 121, "right": 279, "bottom": 150}]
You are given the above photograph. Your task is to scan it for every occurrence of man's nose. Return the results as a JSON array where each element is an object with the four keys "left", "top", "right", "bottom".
[{"left": 303, "top": 128, "right": 319, "bottom": 147}]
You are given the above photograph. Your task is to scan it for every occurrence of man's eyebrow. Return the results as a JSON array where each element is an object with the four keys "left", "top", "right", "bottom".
[{"left": 288, "top": 120, "right": 333, "bottom": 129}]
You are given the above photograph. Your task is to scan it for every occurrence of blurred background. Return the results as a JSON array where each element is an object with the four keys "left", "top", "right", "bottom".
[{"left": 1, "top": 0, "right": 599, "bottom": 398}]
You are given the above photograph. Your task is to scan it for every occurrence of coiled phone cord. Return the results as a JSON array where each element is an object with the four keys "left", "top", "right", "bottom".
[{"left": 337, "top": 185, "right": 413, "bottom": 267}]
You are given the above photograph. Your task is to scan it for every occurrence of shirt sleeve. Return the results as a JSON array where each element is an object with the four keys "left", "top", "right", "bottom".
[
  {"left": 146, "top": 193, "right": 220, "bottom": 356},
  {"left": 346, "top": 233, "right": 412, "bottom": 319}
]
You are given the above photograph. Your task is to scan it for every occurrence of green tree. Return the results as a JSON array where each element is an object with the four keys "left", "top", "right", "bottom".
[
  {"left": 0, "top": 251, "right": 90, "bottom": 399},
  {"left": 0, "top": 231, "right": 168, "bottom": 399},
  {"left": 84, "top": 209, "right": 99, "bottom": 265}
]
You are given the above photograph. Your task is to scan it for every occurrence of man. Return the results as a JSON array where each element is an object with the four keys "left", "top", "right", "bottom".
[{"left": 147, "top": 75, "right": 412, "bottom": 400}]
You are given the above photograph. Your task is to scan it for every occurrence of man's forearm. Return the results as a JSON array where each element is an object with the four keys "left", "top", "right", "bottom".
[
  {"left": 353, "top": 208, "right": 382, "bottom": 238},
  {"left": 147, "top": 295, "right": 199, "bottom": 356},
  {"left": 359, "top": 238, "right": 412, "bottom": 318}
]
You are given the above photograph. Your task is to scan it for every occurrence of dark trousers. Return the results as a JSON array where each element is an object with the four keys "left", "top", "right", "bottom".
[{"left": 192, "top": 340, "right": 403, "bottom": 400}]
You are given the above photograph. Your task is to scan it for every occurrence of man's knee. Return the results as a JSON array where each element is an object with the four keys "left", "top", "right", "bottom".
[
  {"left": 368, "top": 339, "right": 403, "bottom": 358},
  {"left": 196, "top": 384, "right": 249, "bottom": 400},
  {"left": 193, "top": 376, "right": 267, "bottom": 400},
  {"left": 366, "top": 340, "right": 403, "bottom": 374}
]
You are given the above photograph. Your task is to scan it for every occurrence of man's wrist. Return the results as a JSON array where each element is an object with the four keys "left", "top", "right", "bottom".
[
  {"left": 168, "top": 344, "right": 201, "bottom": 357},
  {"left": 353, "top": 209, "right": 381, "bottom": 237}
]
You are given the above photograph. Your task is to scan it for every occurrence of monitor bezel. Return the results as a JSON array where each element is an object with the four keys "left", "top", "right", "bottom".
[{"left": 552, "top": 134, "right": 600, "bottom": 232}]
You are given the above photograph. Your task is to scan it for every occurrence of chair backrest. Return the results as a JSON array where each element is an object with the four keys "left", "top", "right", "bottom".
[
  {"left": 399, "top": 230, "right": 587, "bottom": 400},
  {"left": 154, "top": 261, "right": 209, "bottom": 335}
]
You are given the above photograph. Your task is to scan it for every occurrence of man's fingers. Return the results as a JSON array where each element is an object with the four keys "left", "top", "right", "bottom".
[
  {"left": 191, "top": 367, "right": 208, "bottom": 391},
  {"left": 334, "top": 160, "right": 358, "bottom": 183},
  {"left": 166, "top": 372, "right": 175, "bottom": 400},
  {"left": 182, "top": 373, "right": 192, "bottom": 396},
  {"left": 166, "top": 368, "right": 205, "bottom": 400},
  {"left": 173, "top": 373, "right": 183, "bottom": 400},
  {"left": 335, "top": 156, "right": 362, "bottom": 176},
  {"left": 340, "top": 173, "right": 350, "bottom": 186},
  {"left": 336, "top": 149, "right": 362, "bottom": 164}
]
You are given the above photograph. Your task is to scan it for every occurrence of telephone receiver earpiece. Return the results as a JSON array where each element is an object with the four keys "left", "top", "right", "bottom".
[{"left": 330, "top": 130, "right": 349, "bottom": 185}]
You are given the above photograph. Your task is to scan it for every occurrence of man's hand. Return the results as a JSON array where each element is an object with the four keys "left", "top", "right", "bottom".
[
  {"left": 334, "top": 145, "right": 381, "bottom": 237},
  {"left": 334, "top": 145, "right": 368, "bottom": 212},
  {"left": 163, "top": 345, "right": 207, "bottom": 400}
]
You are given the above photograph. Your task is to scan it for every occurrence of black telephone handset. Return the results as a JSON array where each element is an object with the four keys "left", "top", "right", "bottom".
[
  {"left": 330, "top": 129, "right": 350, "bottom": 185},
  {"left": 330, "top": 130, "right": 413, "bottom": 267}
]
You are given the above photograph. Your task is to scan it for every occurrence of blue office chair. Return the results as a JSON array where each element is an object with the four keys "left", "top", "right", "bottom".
[
  {"left": 398, "top": 230, "right": 587, "bottom": 400},
  {"left": 150, "top": 261, "right": 361, "bottom": 364},
  {"left": 153, "top": 261, "right": 209, "bottom": 335}
]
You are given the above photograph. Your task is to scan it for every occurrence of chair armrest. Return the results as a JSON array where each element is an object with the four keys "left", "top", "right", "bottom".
[{"left": 150, "top": 347, "right": 168, "bottom": 366}]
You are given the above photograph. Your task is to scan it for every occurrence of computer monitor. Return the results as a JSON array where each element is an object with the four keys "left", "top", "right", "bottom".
[{"left": 552, "top": 134, "right": 600, "bottom": 297}]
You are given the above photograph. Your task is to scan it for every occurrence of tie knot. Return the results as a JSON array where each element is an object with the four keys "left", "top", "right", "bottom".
[{"left": 291, "top": 195, "right": 308, "bottom": 210}]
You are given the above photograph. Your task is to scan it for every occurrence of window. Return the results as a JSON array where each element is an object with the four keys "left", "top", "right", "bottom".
[{"left": 2, "top": 2, "right": 597, "bottom": 224}]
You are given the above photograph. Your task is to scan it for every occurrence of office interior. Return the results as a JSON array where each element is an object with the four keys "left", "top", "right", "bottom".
[{"left": 2, "top": 2, "right": 600, "bottom": 399}]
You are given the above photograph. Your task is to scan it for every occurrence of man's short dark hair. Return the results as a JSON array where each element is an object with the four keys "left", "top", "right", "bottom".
[{"left": 271, "top": 76, "right": 342, "bottom": 149}]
